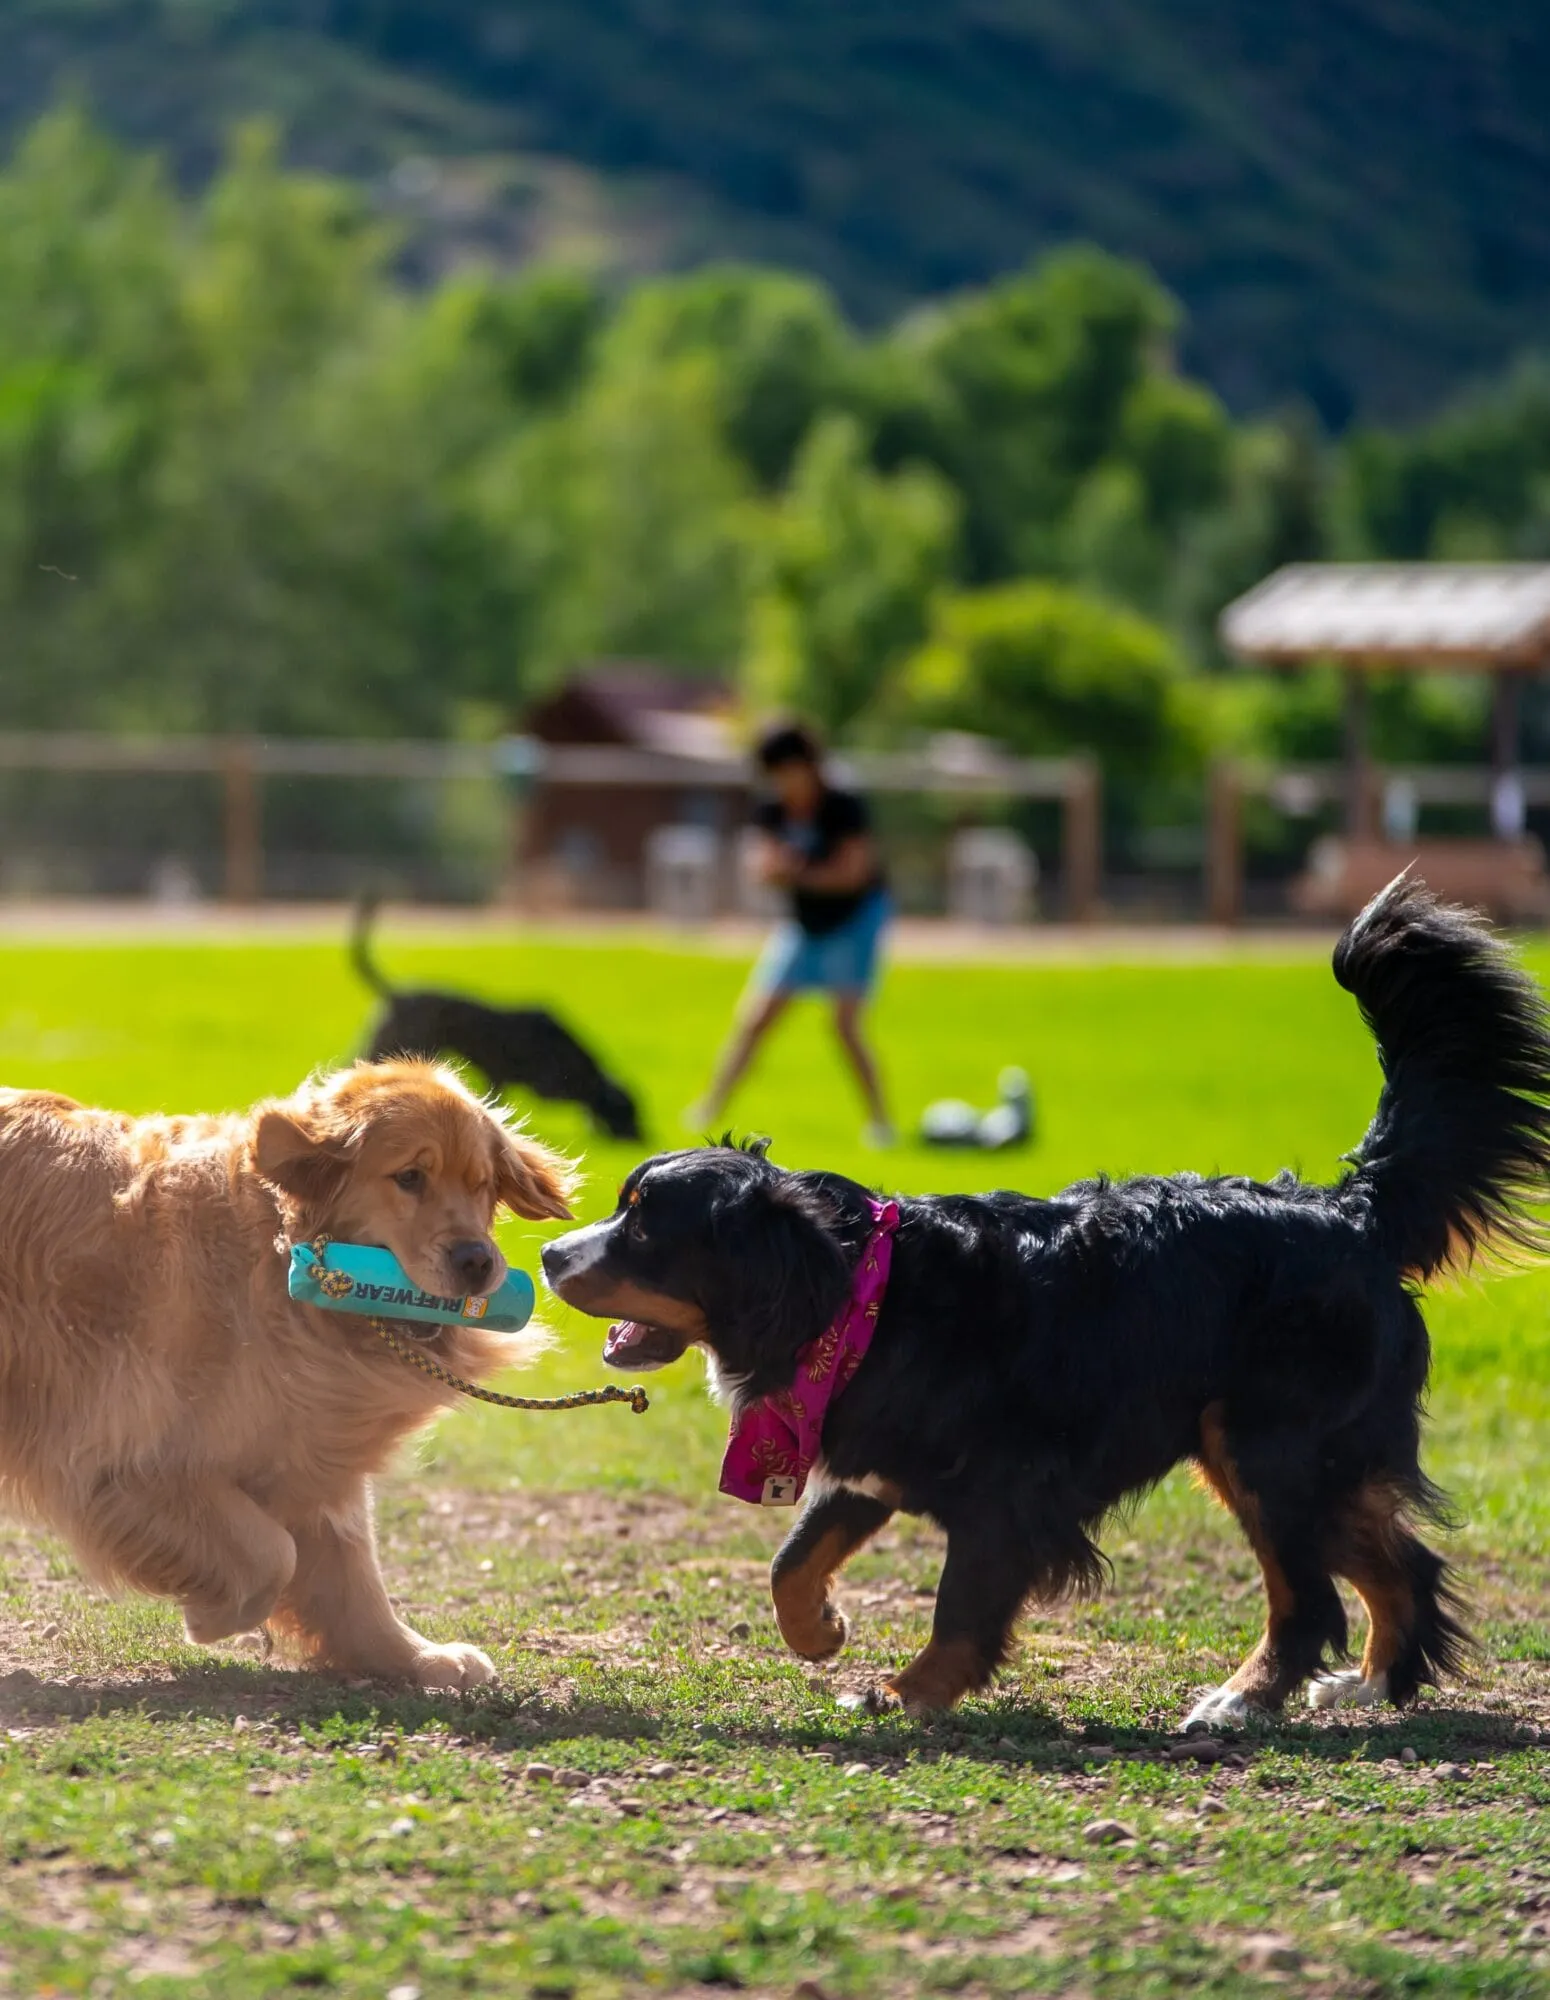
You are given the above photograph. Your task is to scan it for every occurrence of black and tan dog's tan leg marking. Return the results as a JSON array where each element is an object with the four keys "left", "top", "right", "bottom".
[
  {"left": 855, "top": 1510, "right": 1038, "bottom": 1715},
  {"left": 1185, "top": 1405, "right": 1348, "bottom": 1728},
  {"left": 1308, "top": 1480, "right": 1470, "bottom": 1711},
  {"left": 770, "top": 1485, "right": 896, "bottom": 1660}
]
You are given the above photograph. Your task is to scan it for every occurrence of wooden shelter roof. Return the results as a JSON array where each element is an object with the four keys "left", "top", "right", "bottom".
[{"left": 1220, "top": 563, "right": 1550, "bottom": 667}]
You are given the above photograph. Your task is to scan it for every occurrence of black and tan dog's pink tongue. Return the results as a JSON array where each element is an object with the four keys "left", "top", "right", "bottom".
[{"left": 604, "top": 1320, "right": 647, "bottom": 1361}]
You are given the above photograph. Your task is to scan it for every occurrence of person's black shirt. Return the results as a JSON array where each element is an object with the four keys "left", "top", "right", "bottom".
[{"left": 752, "top": 787, "right": 886, "bottom": 936}]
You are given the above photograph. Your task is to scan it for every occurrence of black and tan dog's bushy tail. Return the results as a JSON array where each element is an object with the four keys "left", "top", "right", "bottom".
[
  {"left": 349, "top": 894, "right": 394, "bottom": 998},
  {"left": 1335, "top": 872, "right": 1550, "bottom": 1279}
]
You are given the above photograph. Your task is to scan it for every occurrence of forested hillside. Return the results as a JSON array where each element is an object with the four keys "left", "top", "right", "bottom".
[{"left": 7, "top": 0, "right": 1550, "bottom": 421}]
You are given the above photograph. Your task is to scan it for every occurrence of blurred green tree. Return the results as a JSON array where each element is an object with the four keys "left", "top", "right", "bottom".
[
  {"left": 742, "top": 413, "right": 959, "bottom": 733},
  {"left": 498, "top": 349, "right": 752, "bottom": 682},
  {"left": 0, "top": 106, "right": 186, "bottom": 722},
  {"left": 898, "top": 248, "right": 1178, "bottom": 580},
  {"left": 1335, "top": 357, "right": 1550, "bottom": 561},
  {"left": 4, "top": 97, "right": 1549, "bottom": 798},
  {"left": 601, "top": 265, "right": 856, "bottom": 489},
  {"left": 895, "top": 580, "right": 1205, "bottom": 782}
]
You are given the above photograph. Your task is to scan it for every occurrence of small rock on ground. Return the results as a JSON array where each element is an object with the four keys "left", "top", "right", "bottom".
[{"left": 1241, "top": 1933, "right": 1302, "bottom": 1972}]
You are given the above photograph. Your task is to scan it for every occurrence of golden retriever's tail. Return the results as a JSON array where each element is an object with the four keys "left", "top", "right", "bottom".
[{"left": 350, "top": 896, "right": 394, "bottom": 998}]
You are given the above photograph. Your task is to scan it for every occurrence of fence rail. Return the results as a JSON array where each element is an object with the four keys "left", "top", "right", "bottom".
[
  {"left": 0, "top": 734, "right": 1103, "bottom": 916},
  {"left": 1206, "top": 758, "right": 1550, "bottom": 923},
  {"left": 11, "top": 733, "right": 1541, "bottom": 924}
]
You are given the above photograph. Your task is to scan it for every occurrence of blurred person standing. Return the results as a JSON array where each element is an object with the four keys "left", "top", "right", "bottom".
[{"left": 692, "top": 721, "right": 894, "bottom": 1144}]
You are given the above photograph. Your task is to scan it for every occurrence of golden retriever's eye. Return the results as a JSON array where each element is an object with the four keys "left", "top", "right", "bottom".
[{"left": 393, "top": 1167, "right": 426, "bottom": 1196}]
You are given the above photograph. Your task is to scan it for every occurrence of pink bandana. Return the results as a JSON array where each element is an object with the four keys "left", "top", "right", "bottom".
[{"left": 718, "top": 1197, "right": 900, "bottom": 1508}]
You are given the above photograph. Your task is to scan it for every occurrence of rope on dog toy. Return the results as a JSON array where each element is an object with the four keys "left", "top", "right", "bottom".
[
  {"left": 364, "top": 1314, "right": 648, "bottom": 1413},
  {"left": 302, "top": 1237, "right": 648, "bottom": 1416}
]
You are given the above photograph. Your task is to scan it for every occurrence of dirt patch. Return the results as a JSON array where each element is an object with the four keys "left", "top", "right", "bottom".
[{"left": 3, "top": 1486, "right": 1548, "bottom": 1754}]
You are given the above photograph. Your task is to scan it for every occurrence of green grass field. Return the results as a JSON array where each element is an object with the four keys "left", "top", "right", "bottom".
[{"left": 1, "top": 921, "right": 1548, "bottom": 1998}]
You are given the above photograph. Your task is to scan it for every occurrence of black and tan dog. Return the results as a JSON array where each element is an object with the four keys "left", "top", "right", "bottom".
[{"left": 543, "top": 878, "right": 1550, "bottom": 1723}]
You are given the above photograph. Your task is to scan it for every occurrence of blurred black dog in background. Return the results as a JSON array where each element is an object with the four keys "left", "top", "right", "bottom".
[
  {"left": 351, "top": 900, "right": 642, "bottom": 1140},
  {"left": 544, "top": 878, "right": 1550, "bottom": 1724}
]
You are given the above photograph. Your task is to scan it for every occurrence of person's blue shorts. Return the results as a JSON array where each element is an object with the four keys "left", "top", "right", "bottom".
[{"left": 750, "top": 890, "right": 892, "bottom": 997}]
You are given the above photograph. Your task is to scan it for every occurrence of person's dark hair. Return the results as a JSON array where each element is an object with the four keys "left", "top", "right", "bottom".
[{"left": 754, "top": 720, "right": 823, "bottom": 772}]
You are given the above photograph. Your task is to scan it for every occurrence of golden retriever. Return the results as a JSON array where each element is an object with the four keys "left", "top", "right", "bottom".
[{"left": 0, "top": 1059, "right": 574, "bottom": 1688}]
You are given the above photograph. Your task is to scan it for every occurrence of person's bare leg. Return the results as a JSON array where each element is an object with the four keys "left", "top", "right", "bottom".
[
  {"left": 696, "top": 989, "right": 791, "bottom": 1126},
  {"left": 834, "top": 992, "right": 890, "bottom": 1131}
]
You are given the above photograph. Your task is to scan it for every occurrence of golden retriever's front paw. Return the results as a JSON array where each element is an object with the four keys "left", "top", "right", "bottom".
[
  {"left": 412, "top": 1643, "right": 496, "bottom": 1690},
  {"left": 183, "top": 1582, "right": 286, "bottom": 1647}
]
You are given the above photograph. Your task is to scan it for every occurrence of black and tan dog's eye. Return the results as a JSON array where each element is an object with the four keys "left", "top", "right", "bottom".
[{"left": 393, "top": 1166, "right": 426, "bottom": 1195}]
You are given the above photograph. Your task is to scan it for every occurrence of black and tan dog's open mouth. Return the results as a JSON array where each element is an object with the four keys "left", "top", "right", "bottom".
[{"left": 602, "top": 1320, "right": 690, "bottom": 1369}]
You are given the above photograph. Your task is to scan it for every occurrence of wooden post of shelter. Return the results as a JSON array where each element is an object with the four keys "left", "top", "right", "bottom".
[
  {"left": 1206, "top": 760, "right": 1244, "bottom": 926},
  {"left": 1062, "top": 757, "right": 1101, "bottom": 922},
  {"left": 1342, "top": 667, "right": 1377, "bottom": 841},
  {"left": 221, "top": 738, "right": 261, "bottom": 904},
  {"left": 1492, "top": 666, "right": 1527, "bottom": 837}
]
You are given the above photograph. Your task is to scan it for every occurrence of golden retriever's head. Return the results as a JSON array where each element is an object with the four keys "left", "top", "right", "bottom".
[{"left": 252, "top": 1060, "right": 576, "bottom": 1298}]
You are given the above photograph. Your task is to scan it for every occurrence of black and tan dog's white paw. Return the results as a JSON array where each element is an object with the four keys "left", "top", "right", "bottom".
[
  {"left": 1181, "top": 1683, "right": 1271, "bottom": 1733},
  {"left": 1307, "top": 1668, "right": 1388, "bottom": 1711},
  {"left": 837, "top": 1682, "right": 904, "bottom": 1718}
]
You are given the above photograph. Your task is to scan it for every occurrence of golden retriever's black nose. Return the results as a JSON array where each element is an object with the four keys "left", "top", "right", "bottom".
[{"left": 448, "top": 1240, "right": 496, "bottom": 1292}]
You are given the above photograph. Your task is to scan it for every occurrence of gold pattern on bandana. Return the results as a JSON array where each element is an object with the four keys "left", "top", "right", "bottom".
[
  {"left": 749, "top": 1434, "right": 799, "bottom": 1479},
  {"left": 804, "top": 1324, "right": 842, "bottom": 1382}
]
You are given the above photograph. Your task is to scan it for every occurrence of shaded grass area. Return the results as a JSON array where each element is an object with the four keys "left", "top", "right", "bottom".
[{"left": 0, "top": 922, "right": 1548, "bottom": 1995}]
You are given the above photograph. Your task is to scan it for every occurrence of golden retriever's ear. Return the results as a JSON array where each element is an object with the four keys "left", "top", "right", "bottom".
[
  {"left": 494, "top": 1124, "right": 577, "bottom": 1221},
  {"left": 252, "top": 1108, "right": 355, "bottom": 1209}
]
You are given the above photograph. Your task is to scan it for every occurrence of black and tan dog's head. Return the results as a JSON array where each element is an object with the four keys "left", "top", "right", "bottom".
[{"left": 540, "top": 1143, "right": 857, "bottom": 1399}]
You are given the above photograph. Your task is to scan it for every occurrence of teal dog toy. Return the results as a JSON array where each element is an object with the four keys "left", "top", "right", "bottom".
[
  {"left": 290, "top": 1237, "right": 648, "bottom": 1416},
  {"left": 288, "top": 1238, "right": 537, "bottom": 1331}
]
